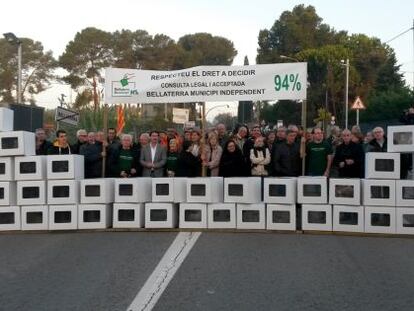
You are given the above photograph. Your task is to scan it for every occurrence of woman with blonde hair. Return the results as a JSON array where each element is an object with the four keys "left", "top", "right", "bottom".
[
  {"left": 203, "top": 132, "right": 223, "bottom": 176},
  {"left": 250, "top": 136, "right": 271, "bottom": 176}
]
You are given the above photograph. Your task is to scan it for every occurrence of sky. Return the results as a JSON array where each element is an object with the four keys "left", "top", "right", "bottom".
[{"left": 1, "top": 0, "right": 413, "bottom": 120}]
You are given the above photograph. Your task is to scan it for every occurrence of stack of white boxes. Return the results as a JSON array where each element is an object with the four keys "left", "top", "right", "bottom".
[
  {"left": 388, "top": 125, "right": 414, "bottom": 235},
  {"left": 0, "top": 108, "right": 35, "bottom": 231},
  {"left": 79, "top": 177, "right": 114, "bottom": 229},
  {"left": 112, "top": 178, "right": 152, "bottom": 228},
  {"left": 363, "top": 152, "right": 399, "bottom": 234},
  {"left": 17, "top": 156, "right": 47, "bottom": 230},
  {"left": 145, "top": 178, "right": 186, "bottom": 228},
  {"left": 224, "top": 177, "right": 265, "bottom": 229},
  {"left": 264, "top": 177, "right": 297, "bottom": 231},
  {"left": 297, "top": 176, "right": 331, "bottom": 231},
  {"left": 48, "top": 155, "right": 84, "bottom": 230},
  {"left": 181, "top": 177, "right": 223, "bottom": 229},
  {"left": 330, "top": 178, "right": 363, "bottom": 233}
]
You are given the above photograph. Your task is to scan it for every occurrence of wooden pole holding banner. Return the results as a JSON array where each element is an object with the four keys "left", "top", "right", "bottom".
[
  {"left": 201, "top": 102, "right": 207, "bottom": 177},
  {"left": 300, "top": 100, "right": 307, "bottom": 176},
  {"left": 101, "top": 104, "right": 108, "bottom": 177}
]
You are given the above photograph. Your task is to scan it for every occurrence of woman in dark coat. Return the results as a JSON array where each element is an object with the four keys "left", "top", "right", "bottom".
[
  {"left": 219, "top": 139, "right": 247, "bottom": 177},
  {"left": 179, "top": 130, "right": 202, "bottom": 177}
]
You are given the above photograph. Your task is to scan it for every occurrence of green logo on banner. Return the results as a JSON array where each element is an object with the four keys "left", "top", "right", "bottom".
[{"left": 120, "top": 73, "right": 134, "bottom": 87}]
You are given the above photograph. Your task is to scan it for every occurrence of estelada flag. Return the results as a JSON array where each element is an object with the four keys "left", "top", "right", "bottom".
[{"left": 116, "top": 105, "right": 125, "bottom": 135}]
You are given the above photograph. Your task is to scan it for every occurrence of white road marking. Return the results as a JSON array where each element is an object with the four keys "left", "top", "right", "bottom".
[{"left": 127, "top": 232, "right": 201, "bottom": 311}]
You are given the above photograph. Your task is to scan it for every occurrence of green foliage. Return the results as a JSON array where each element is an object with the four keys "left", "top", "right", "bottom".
[
  {"left": 59, "top": 27, "right": 113, "bottom": 80},
  {"left": 178, "top": 33, "right": 237, "bottom": 67},
  {"left": 59, "top": 27, "right": 113, "bottom": 110},
  {"left": 360, "top": 88, "right": 414, "bottom": 122},
  {"left": 0, "top": 38, "right": 57, "bottom": 104},
  {"left": 112, "top": 30, "right": 184, "bottom": 70},
  {"left": 258, "top": 100, "right": 302, "bottom": 125},
  {"left": 257, "top": 4, "right": 338, "bottom": 64},
  {"left": 313, "top": 107, "right": 332, "bottom": 131},
  {"left": 256, "top": 4, "right": 410, "bottom": 126}
]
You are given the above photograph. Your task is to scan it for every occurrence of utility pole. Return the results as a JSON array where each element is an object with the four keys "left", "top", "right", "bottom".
[
  {"left": 345, "top": 59, "right": 349, "bottom": 129},
  {"left": 17, "top": 43, "right": 22, "bottom": 104}
]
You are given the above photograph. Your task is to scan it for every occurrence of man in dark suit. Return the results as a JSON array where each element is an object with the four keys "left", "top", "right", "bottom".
[{"left": 140, "top": 131, "right": 167, "bottom": 177}]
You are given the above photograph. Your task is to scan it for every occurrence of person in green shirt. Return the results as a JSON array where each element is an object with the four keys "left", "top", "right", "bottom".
[
  {"left": 113, "top": 134, "right": 139, "bottom": 177},
  {"left": 166, "top": 139, "right": 180, "bottom": 177},
  {"left": 305, "top": 127, "right": 333, "bottom": 176}
]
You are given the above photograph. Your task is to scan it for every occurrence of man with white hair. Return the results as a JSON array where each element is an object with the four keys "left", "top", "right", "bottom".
[
  {"left": 139, "top": 133, "right": 150, "bottom": 147},
  {"left": 72, "top": 129, "right": 88, "bottom": 154},
  {"left": 366, "top": 127, "right": 386, "bottom": 152},
  {"left": 108, "top": 134, "right": 139, "bottom": 177},
  {"left": 367, "top": 126, "right": 411, "bottom": 179},
  {"left": 216, "top": 123, "right": 229, "bottom": 147}
]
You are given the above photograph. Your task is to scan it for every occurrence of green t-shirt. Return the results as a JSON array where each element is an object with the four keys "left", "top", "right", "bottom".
[
  {"left": 118, "top": 148, "right": 134, "bottom": 174},
  {"left": 306, "top": 140, "right": 333, "bottom": 176},
  {"left": 166, "top": 152, "right": 179, "bottom": 173}
]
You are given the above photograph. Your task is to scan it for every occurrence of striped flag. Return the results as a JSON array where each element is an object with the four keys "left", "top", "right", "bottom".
[{"left": 116, "top": 105, "right": 125, "bottom": 135}]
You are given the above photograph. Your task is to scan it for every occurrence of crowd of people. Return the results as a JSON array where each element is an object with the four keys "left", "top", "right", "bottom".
[{"left": 34, "top": 122, "right": 411, "bottom": 180}]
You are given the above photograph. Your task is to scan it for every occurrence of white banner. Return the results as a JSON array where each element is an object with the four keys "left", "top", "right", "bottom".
[
  {"left": 172, "top": 108, "right": 189, "bottom": 124},
  {"left": 104, "top": 63, "right": 307, "bottom": 104}
]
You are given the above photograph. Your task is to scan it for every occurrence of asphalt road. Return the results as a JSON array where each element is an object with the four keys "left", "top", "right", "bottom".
[
  {"left": 1, "top": 231, "right": 414, "bottom": 311},
  {"left": 0, "top": 232, "right": 176, "bottom": 311}
]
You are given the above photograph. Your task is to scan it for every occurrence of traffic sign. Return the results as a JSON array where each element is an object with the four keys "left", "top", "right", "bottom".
[
  {"left": 55, "top": 106, "right": 80, "bottom": 126},
  {"left": 351, "top": 96, "right": 366, "bottom": 110}
]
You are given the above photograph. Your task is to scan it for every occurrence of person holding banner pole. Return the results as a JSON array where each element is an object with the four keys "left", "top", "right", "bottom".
[
  {"left": 201, "top": 102, "right": 207, "bottom": 177},
  {"left": 300, "top": 100, "right": 307, "bottom": 176},
  {"left": 101, "top": 104, "right": 108, "bottom": 177}
]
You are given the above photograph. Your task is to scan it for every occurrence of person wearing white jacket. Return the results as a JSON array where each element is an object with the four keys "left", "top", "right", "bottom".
[{"left": 250, "top": 136, "right": 271, "bottom": 176}]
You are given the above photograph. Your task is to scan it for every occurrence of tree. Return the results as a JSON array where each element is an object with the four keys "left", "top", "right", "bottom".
[
  {"left": 178, "top": 33, "right": 237, "bottom": 67},
  {"left": 112, "top": 29, "right": 153, "bottom": 69},
  {"left": 360, "top": 88, "right": 414, "bottom": 123},
  {"left": 112, "top": 30, "right": 184, "bottom": 70},
  {"left": 257, "top": 5, "right": 337, "bottom": 64},
  {"left": 256, "top": 4, "right": 411, "bottom": 126},
  {"left": 59, "top": 27, "right": 113, "bottom": 110},
  {"left": 0, "top": 38, "right": 57, "bottom": 104},
  {"left": 258, "top": 100, "right": 302, "bottom": 125},
  {"left": 213, "top": 112, "right": 237, "bottom": 129}
]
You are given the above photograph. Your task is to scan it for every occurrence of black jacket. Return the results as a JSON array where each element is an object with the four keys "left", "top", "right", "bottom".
[
  {"left": 178, "top": 145, "right": 202, "bottom": 177},
  {"left": 334, "top": 141, "right": 364, "bottom": 178},
  {"left": 366, "top": 137, "right": 387, "bottom": 152},
  {"left": 80, "top": 142, "right": 103, "bottom": 178},
  {"left": 242, "top": 138, "right": 255, "bottom": 176},
  {"left": 72, "top": 140, "right": 86, "bottom": 154},
  {"left": 47, "top": 144, "right": 72, "bottom": 155},
  {"left": 272, "top": 141, "right": 301, "bottom": 177},
  {"left": 36, "top": 140, "right": 52, "bottom": 155},
  {"left": 219, "top": 146, "right": 247, "bottom": 177}
]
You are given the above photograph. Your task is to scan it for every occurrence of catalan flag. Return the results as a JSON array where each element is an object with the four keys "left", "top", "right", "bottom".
[{"left": 116, "top": 105, "right": 125, "bottom": 136}]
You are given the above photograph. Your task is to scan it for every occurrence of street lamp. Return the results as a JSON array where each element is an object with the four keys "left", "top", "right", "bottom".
[
  {"left": 341, "top": 59, "right": 350, "bottom": 129},
  {"left": 3, "top": 32, "right": 22, "bottom": 104},
  {"left": 205, "top": 104, "right": 230, "bottom": 118}
]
